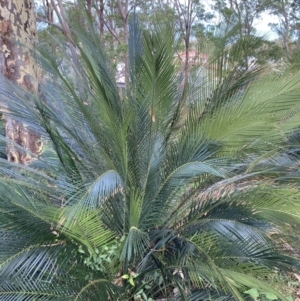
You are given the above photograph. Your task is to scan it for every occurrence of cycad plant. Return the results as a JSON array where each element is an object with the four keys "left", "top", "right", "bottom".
[{"left": 1, "top": 17, "right": 300, "bottom": 301}]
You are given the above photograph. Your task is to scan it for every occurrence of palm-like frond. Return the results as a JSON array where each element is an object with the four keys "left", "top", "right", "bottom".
[{"left": 1, "top": 13, "right": 300, "bottom": 300}]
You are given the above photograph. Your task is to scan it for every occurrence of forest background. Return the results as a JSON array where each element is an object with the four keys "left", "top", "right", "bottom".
[{"left": 35, "top": 0, "right": 300, "bottom": 84}]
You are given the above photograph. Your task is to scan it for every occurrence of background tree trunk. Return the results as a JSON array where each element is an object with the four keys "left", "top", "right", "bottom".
[{"left": 0, "top": 0, "right": 41, "bottom": 164}]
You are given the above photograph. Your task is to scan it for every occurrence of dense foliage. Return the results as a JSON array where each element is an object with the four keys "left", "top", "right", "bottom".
[{"left": 1, "top": 12, "right": 300, "bottom": 301}]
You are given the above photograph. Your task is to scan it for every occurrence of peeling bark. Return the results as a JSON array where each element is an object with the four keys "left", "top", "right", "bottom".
[{"left": 0, "top": 0, "right": 41, "bottom": 164}]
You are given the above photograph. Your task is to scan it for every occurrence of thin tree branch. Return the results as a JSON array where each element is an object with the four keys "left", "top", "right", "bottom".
[
  {"left": 53, "top": 0, "right": 72, "bottom": 40},
  {"left": 50, "top": 0, "right": 65, "bottom": 31},
  {"left": 103, "top": 18, "right": 122, "bottom": 44},
  {"left": 117, "top": 0, "right": 126, "bottom": 22},
  {"left": 36, "top": 17, "right": 64, "bottom": 33}
]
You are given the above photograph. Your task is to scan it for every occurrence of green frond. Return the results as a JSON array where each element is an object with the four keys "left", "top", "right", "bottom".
[{"left": 1, "top": 12, "right": 300, "bottom": 301}]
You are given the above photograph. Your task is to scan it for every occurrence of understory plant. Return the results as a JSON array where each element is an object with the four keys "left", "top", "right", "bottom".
[{"left": 1, "top": 16, "right": 300, "bottom": 300}]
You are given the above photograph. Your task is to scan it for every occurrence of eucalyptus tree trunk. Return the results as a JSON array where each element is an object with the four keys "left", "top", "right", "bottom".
[
  {"left": 117, "top": 0, "right": 129, "bottom": 86},
  {"left": 0, "top": 0, "right": 41, "bottom": 164}
]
